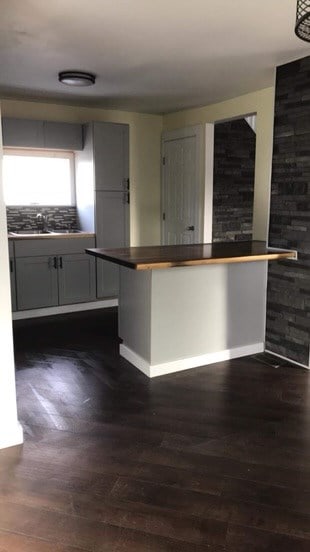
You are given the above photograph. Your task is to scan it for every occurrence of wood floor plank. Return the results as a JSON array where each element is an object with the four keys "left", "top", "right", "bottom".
[
  {"left": 0, "top": 308, "right": 308, "bottom": 551},
  {"left": 222, "top": 477, "right": 310, "bottom": 515},
  {"left": 0, "top": 531, "right": 86, "bottom": 552},
  {"left": 226, "top": 523, "right": 310, "bottom": 552}
]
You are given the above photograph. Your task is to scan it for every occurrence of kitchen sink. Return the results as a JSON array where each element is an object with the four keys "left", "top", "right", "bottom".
[
  {"left": 50, "top": 229, "right": 83, "bottom": 234},
  {"left": 9, "top": 229, "right": 84, "bottom": 236},
  {"left": 9, "top": 230, "right": 53, "bottom": 236}
]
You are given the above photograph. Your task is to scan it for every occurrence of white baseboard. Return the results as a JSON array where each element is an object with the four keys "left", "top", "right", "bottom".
[
  {"left": 0, "top": 421, "right": 23, "bottom": 450},
  {"left": 13, "top": 299, "right": 118, "bottom": 320},
  {"left": 265, "top": 349, "right": 309, "bottom": 370},
  {"left": 120, "top": 342, "right": 264, "bottom": 378},
  {"left": 120, "top": 345, "right": 152, "bottom": 376}
]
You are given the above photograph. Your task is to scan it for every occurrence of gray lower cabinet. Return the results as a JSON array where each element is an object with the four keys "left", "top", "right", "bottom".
[
  {"left": 16, "top": 256, "right": 58, "bottom": 310},
  {"left": 13, "top": 237, "right": 96, "bottom": 310},
  {"left": 58, "top": 254, "right": 96, "bottom": 305},
  {"left": 16, "top": 254, "right": 96, "bottom": 310},
  {"left": 95, "top": 191, "right": 129, "bottom": 298},
  {"left": 9, "top": 241, "right": 17, "bottom": 311},
  {"left": 10, "top": 258, "right": 17, "bottom": 311}
]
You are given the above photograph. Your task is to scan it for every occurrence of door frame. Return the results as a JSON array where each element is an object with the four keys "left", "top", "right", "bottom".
[{"left": 161, "top": 125, "right": 205, "bottom": 244}]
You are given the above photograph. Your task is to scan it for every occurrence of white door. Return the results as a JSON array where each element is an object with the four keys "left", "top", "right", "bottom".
[{"left": 162, "top": 126, "right": 203, "bottom": 245}]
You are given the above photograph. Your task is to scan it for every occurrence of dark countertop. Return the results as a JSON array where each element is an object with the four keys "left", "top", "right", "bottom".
[{"left": 86, "top": 241, "right": 297, "bottom": 270}]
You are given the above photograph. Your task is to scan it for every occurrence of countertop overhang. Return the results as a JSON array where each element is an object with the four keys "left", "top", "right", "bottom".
[{"left": 86, "top": 241, "right": 297, "bottom": 270}]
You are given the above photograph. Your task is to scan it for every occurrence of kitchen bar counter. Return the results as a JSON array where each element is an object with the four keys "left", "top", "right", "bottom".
[
  {"left": 86, "top": 240, "right": 296, "bottom": 270},
  {"left": 86, "top": 241, "right": 297, "bottom": 378}
]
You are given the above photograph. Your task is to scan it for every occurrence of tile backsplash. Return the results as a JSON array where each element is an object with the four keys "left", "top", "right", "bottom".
[{"left": 6, "top": 205, "right": 78, "bottom": 232}]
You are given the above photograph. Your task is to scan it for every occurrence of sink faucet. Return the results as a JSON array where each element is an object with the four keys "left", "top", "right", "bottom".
[{"left": 36, "top": 212, "right": 47, "bottom": 232}]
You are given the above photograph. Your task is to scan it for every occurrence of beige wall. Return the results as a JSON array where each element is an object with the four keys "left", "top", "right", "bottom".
[
  {"left": 1, "top": 100, "right": 163, "bottom": 246},
  {"left": 163, "top": 87, "right": 276, "bottom": 241},
  {"left": 1, "top": 86, "right": 276, "bottom": 245}
]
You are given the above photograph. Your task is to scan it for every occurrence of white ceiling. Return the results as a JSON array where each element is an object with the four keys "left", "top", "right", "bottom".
[{"left": 0, "top": 0, "right": 309, "bottom": 114}]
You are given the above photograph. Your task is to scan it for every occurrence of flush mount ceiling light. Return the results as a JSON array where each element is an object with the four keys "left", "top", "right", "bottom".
[
  {"left": 58, "top": 71, "right": 96, "bottom": 87},
  {"left": 295, "top": 0, "right": 310, "bottom": 42}
]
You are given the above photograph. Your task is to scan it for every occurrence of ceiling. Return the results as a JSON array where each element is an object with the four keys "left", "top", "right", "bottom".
[{"left": 0, "top": 0, "right": 309, "bottom": 114}]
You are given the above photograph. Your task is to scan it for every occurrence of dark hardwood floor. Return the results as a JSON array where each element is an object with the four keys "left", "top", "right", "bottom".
[{"left": 0, "top": 308, "right": 309, "bottom": 551}]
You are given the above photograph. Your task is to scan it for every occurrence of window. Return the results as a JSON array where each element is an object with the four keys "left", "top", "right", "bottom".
[{"left": 3, "top": 149, "right": 75, "bottom": 206}]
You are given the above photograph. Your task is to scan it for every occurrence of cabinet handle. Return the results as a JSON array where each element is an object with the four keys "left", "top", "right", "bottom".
[
  {"left": 123, "top": 178, "right": 130, "bottom": 191},
  {"left": 53, "top": 256, "right": 58, "bottom": 269},
  {"left": 10, "top": 260, "right": 13, "bottom": 273},
  {"left": 59, "top": 256, "right": 63, "bottom": 269}
]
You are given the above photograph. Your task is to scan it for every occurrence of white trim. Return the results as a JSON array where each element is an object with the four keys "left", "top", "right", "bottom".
[
  {"left": 265, "top": 349, "right": 309, "bottom": 370},
  {"left": 244, "top": 116, "right": 256, "bottom": 133},
  {"left": 203, "top": 123, "right": 214, "bottom": 243},
  {"left": 120, "top": 342, "right": 264, "bottom": 378},
  {"left": 0, "top": 421, "right": 23, "bottom": 450},
  {"left": 120, "top": 344, "right": 152, "bottom": 377},
  {"left": 13, "top": 298, "right": 118, "bottom": 320}
]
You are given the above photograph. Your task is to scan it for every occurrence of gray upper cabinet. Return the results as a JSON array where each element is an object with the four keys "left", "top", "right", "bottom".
[
  {"left": 92, "top": 123, "right": 129, "bottom": 297},
  {"left": 76, "top": 121, "right": 130, "bottom": 298},
  {"left": 2, "top": 118, "right": 44, "bottom": 148},
  {"left": 93, "top": 122, "right": 129, "bottom": 191},
  {"left": 2, "top": 118, "right": 83, "bottom": 150},
  {"left": 43, "top": 121, "right": 83, "bottom": 150}
]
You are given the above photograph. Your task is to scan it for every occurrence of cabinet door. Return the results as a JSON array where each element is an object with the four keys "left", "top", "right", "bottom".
[
  {"left": 95, "top": 191, "right": 129, "bottom": 298},
  {"left": 58, "top": 254, "right": 96, "bottom": 305},
  {"left": 2, "top": 118, "right": 44, "bottom": 148},
  {"left": 15, "top": 256, "right": 58, "bottom": 310},
  {"left": 10, "top": 258, "right": 17, "bottom": 312},
  {"left": 43, "top": 122, "right": 83, "bottom": 150},
  {"left": 93, "top": 122, "right": 129, "bottom": 191}
]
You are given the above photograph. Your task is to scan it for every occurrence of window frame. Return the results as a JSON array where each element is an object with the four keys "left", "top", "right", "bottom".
[{"left": 3, "top": 147, "right": 76, "bottom": 206}]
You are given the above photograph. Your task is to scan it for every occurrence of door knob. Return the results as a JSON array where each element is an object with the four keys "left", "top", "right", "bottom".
[{"left": 186, "top": 225, "right": 195, "bottom": 231}]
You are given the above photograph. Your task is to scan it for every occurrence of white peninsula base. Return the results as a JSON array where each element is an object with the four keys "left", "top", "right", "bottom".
[{"left": 119, "top": 262, "right": 267, "bottom": 378}]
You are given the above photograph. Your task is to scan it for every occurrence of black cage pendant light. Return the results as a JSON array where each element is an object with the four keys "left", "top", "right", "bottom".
[{"left": 295, "top": 0, "right": 310, "bottom": 42}]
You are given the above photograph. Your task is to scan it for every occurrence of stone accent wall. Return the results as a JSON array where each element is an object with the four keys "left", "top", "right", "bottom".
[
  {"left": 6, "top": 205, "right": 78, "bottom": 232},
  {"left": 266, "top": 56, "right": 310, "bottom": 367},
  {"left": 213, "top": 118, "right": 256, "bottom": 242}
]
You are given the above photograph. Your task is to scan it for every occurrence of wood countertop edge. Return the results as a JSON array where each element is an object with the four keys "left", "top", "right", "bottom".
[
  {"left": 133, "top": 251, "right": 297, "bottom": 269},
  {"left": 86, "top": 249, "right": 297, "bottom": 270}
]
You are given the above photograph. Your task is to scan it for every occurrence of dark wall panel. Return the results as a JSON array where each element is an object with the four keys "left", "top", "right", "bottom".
[
  {"left": 213, "top": 118, "right": 256, "bottom": 242},
  {"left": 266, "top": 56, "right": 310, "bottom": 366}
]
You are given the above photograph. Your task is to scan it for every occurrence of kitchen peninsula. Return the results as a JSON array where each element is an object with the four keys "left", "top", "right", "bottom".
[{"left": 87, "top": 241, "right": 296, "bottom": 377}]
